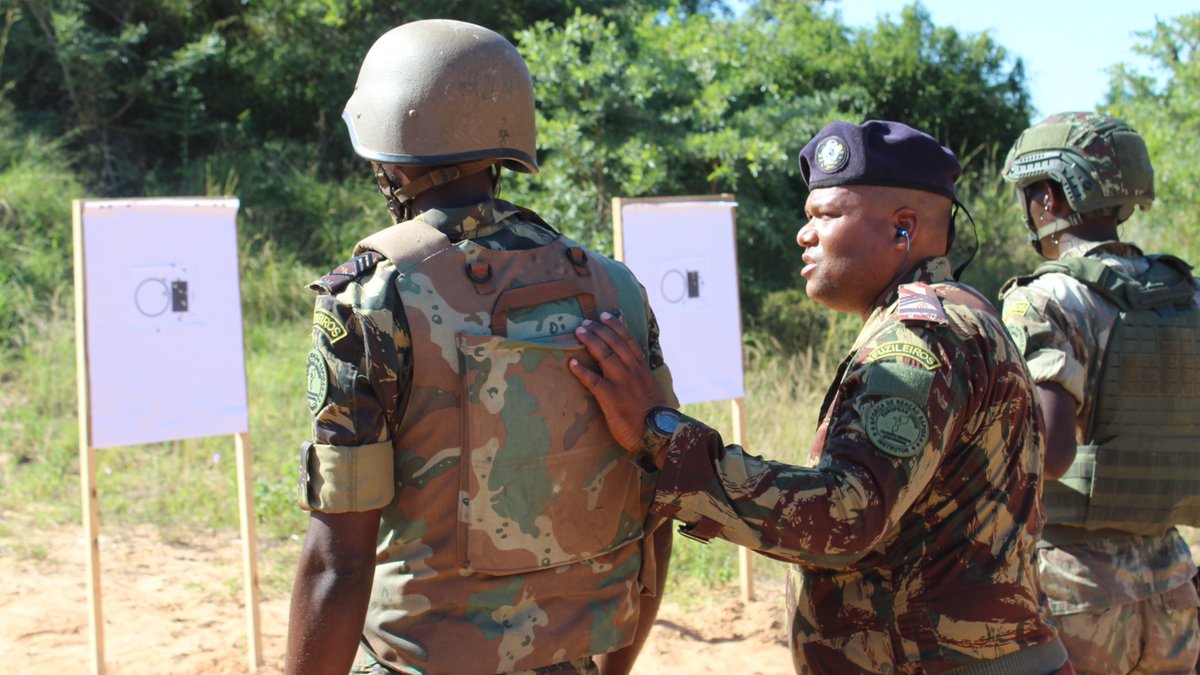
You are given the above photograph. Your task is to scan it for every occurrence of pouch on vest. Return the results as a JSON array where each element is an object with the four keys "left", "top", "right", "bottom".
[
  {"left": 1036, "top": 255, "right": 1200, "bottom": 533},
  {"left": 457, "top": 279, "right": 647, "bottom": 575}
]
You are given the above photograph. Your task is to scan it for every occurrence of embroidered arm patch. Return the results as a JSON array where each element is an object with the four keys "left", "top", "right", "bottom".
[{"left": 866, "top": 397, "right": 930, "bottom": 458}]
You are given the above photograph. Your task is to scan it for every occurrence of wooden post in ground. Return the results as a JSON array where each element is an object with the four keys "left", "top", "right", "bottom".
[
  {"left": 74, "top": 200, "right": 106, "bottom": 675},
  {"left": 730, "top": 397, "right": 754, "bottom": 603},
  {"left": 235, "top": 431, "right": 263, "bottom": 671}
]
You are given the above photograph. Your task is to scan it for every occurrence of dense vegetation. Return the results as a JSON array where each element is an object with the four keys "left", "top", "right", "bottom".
[{"left": 1, "top": 0, "right": 1197, "bottom": 586}]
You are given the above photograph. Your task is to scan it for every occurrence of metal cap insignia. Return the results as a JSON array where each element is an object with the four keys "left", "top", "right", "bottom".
[{"left": 815, "top": 136, "right": 850, "bottom": 173}]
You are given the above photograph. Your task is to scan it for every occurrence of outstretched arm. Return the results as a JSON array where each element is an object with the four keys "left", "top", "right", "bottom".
[{"left": 285, "top": 509, "right": 382, "bottom": 675}]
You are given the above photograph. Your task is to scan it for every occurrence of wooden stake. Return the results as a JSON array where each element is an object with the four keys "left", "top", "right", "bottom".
[
  {"left": 74, "top": 200, "right": 106, "bottom": 674},
  {"left": 730, "top": 397, "right": 754, "bottom": 603},
  {"left": 235, "top": 431, "right": 263, "bottom": 670}
]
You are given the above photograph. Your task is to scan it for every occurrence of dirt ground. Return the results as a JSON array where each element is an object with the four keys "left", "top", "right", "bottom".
[{"left": 0, "top": 521, "right": 793, "bottom": 674}]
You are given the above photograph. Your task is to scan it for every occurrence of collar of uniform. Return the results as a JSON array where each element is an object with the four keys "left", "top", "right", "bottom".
[
  {"left": 877, "top": 256, "right": 953, "bottom": 308},
  {"left": 414, "top": 198, "right": 522, "bottom": 242},
  {"left": 1059, "top": 238, "right": 1144, "bottom": 260}
]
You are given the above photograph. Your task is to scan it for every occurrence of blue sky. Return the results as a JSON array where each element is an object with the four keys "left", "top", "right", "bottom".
[
  {"left": 827, "top": 0, "right": 1194, "bottom": 118},
  {"left": 729, "top": 1, "right": 1194, "bottom": 119}
]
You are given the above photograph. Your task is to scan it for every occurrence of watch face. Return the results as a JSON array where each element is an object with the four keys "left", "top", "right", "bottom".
[{"left": 652, "top": 409, "right": 679, "bottom": 435}]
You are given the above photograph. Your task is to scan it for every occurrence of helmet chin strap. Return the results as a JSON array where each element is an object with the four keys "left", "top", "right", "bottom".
[
  {"left": 373, "top": 159, "right": 499, "bottom": 223},
  {"left": 1017, "top": 187, "right": 1084, "bottom": 255}
]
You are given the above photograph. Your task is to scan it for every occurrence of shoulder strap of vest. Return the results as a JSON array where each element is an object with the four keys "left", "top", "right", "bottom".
[
  {"left": 1035, "top": 255, "right": 1196, "bottom": 312},
  {"left": 586, "top": 250, "right": 649, "bottom": 351},
  {"left": 352, "top": 218, "right": 454, "bottom": 272}
]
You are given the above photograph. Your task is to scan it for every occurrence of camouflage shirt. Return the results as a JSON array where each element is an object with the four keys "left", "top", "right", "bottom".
[
  {"left": 1000, "top": 240, "right": 1198, "bottom": 615},
  {"left": 648, "top": 257, "right": 1062, "bottom": 674},
  {"left": 301, "top": 198, "right": 673, "bottom": 674}
]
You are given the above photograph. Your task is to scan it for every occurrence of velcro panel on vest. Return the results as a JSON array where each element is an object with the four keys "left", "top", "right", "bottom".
[
  {"left": 456, "top": 332, "right": 645, "bottom": 575},
  {"left": 1042, "top": 444, "right": 1093, "bottom": 525},
  {"left": 1085, "top": 305, "right": 1200, "bottom": 531}
]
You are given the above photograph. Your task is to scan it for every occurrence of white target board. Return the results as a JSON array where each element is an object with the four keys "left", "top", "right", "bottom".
[
  {"left": 77, "top": 198, "right": 248, "bottom": 448},
  {"left": 614, "top": 196, "right": 744, "bottom": 405}
]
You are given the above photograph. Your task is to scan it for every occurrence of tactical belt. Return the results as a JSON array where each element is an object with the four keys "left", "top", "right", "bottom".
[{"left": 944, "top": 637, "right": 1067, "bottom": 675}]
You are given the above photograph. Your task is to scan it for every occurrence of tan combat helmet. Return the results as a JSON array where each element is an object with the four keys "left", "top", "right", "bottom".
[{"left": 344, "top": 19, "right": 538, "bottom": 219}]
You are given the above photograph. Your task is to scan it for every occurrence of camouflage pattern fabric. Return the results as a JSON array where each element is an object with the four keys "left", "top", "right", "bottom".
[
  {"left": 1051, "top": 582, "right": 1200, "bottom": 674},
  {"left": 1000, "top": 239, "right": 1200, "bottom": 669},
  {"left": 649, "top": 256, "right": 1064, "bottom": 673},
  {"left": 301, "top": 198, "right": 674, "bottom": 674},
  {"left": 352, "top": 653, "right": 598, "bottom": 675}
]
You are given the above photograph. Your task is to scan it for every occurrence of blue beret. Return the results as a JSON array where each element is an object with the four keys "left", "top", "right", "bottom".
[{"left": 798, "top": 120, "right": 961, "bottom": 199}]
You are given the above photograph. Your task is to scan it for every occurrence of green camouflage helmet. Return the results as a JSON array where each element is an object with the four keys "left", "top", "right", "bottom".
[{"left": 1003, "top": 112, "right": 1154, "bottom": 233}]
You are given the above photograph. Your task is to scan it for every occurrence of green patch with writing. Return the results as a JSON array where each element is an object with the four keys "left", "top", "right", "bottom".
[
  {"left": 313, "top": 307, "right": 348, "bottom": 344},
  {"left": 865, "top": 341, "right": 942, "bottom": 370},
  {"left": 866, "top": 397, "right": 929, "bottom": 458},
  {"left": 306, "top": 350, "right": 329, "bottom": 415}
]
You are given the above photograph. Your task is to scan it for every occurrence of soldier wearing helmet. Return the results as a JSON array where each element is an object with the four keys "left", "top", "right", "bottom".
[
  {"left": 1000, "top": 112, "right": 1200, "bottom": 673},
  {"left": 284, "top": 20, "right": 676, "bottom": 675}
]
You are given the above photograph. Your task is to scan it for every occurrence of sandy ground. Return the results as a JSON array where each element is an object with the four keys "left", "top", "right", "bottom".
[{"left": 0, "top": 521, "right": 793, "bottom": 674}]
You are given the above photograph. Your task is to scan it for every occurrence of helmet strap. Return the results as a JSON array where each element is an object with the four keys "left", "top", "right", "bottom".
[
  {"left": 395, "top": 159, "right": 498, "bottom": 204},
  {"left": 373, "top": 161, "right": 410, "bottom": 223},
  {"left": 1034, "top": 211, "right": 1084, "bottom": 241},
  {"left": 373, "top": 159, "right": 500, "bottom": 223}
]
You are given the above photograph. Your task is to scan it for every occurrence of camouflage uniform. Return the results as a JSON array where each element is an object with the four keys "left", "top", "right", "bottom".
[
  {"left": 1001, "top": 240, "right": 1200, "bottom": 674},
  {"left": 300, "top": 198, "right": 674, "bottom": 675},
  {"left": 648, "top": 256, "right": 1066, "bottom": 674}
]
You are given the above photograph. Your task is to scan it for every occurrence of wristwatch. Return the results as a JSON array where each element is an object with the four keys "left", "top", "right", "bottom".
[{"left": 635, "top": 406, "right": 682, "bottom": 471}]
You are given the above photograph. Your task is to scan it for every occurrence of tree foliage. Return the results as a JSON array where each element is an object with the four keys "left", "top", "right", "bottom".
[
  {"left": 1103, "top": 12, "right": 1200, "bottom": 261},
  {"left": 2, "top": 0, "right": 1037, "bottom": 345},
  {"left": 509, "top": 1, "right": 1033, "bottom": 314}
]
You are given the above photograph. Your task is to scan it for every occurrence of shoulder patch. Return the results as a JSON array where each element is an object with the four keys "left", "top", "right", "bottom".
[
  {"left": 1006, "top": 324, "right": 1028, "bottom": 355},
  {"left": 865, "top": 397, "right": 929, "bottom": 459},
  {"left": 896, "top": 283, "right": 947, "bottom": 324},
  {"left": 864, "top": 341, "right": 942, "bottom": 370},
  {"left": 1003, "top": 299, "right": 1031, "bottom": 323},
  {"left": 306, "top": 350, "right": 329, "bottom": 415},
  {"left": 310, "top": 251, "right": 384, "bottom": 294},
  {"left": 313, "top": 307, "right": 348, "bottom": 344}
]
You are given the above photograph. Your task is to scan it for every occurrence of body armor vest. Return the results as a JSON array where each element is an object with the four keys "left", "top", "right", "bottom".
[
  {"left": 1031, "top": 255, "right": 1200, "bottom": 536},
  {"left": 355, "top": 214, "right": 654, "bottom": 674}
]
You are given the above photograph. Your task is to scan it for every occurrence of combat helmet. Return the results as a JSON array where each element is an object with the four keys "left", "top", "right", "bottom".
[
  {"left": 1003, "top": 112, "right": 1154, "bottom": 244},
  {"left": 343, "top": 19, "right": 538, "bottom": 220}
]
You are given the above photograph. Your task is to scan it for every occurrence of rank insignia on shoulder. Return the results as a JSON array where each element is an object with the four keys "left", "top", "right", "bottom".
[
  {"left": 310, "top": 251, "right": 384, "bottom": 293},
  {"left": 896, "top": 283, "right": 947, "bottom": 324}
]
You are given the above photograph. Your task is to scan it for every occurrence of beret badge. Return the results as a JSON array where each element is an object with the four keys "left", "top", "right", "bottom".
[{"left": 815, "top": 136, "right": 850, "bottom": 173}]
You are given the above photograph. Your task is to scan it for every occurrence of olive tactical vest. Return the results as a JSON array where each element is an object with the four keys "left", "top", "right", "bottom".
[
  {"left": 1031, "top": 255, "right": 1200, "bottom": 535},
  {"left": 353, "top": 213, "right": 655, "bottom": 674}
]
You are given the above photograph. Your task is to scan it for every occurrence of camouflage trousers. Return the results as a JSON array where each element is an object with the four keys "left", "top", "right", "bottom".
[
  {"left": 349, "top": 654, "right": 598, "bottom": 675},
  {"left": 1052, "top": 581, "right": 1200, "bottom": 674}
]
